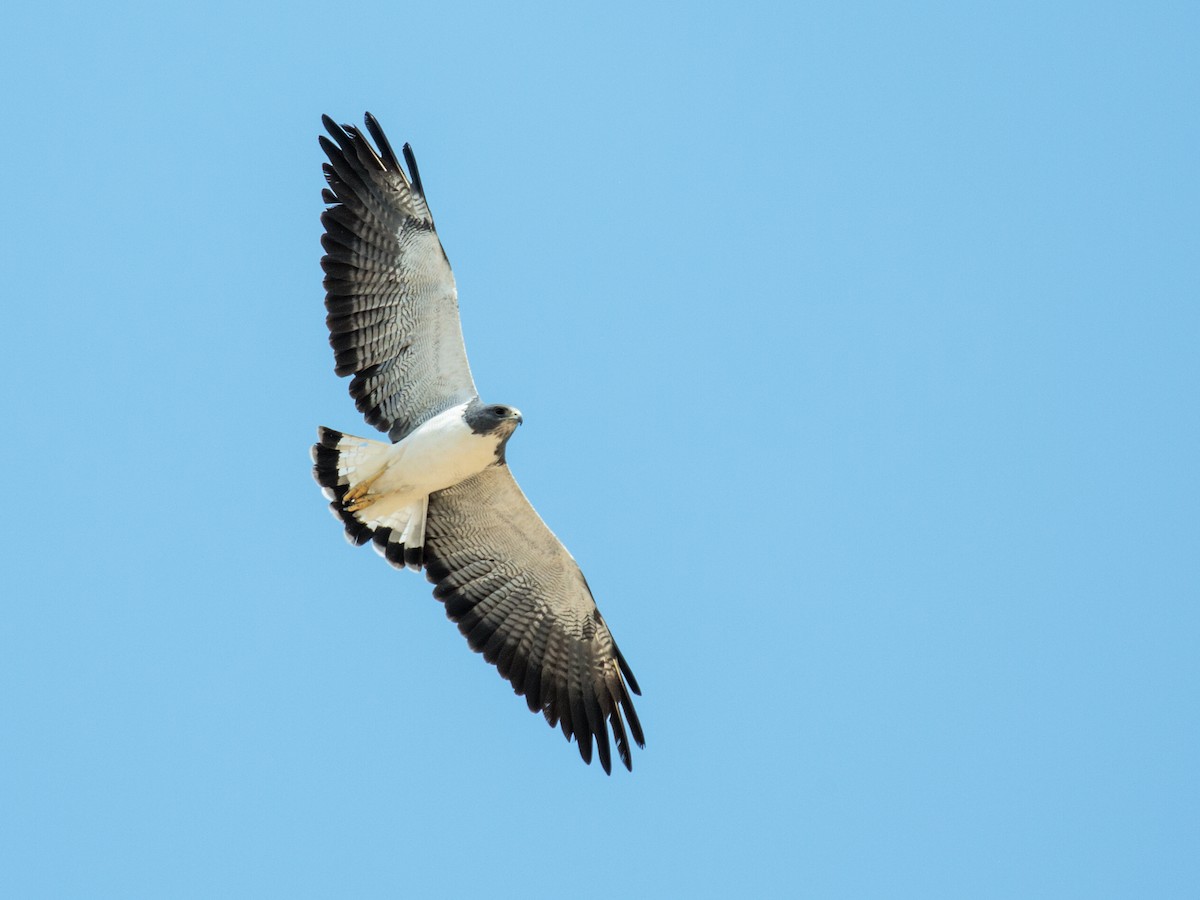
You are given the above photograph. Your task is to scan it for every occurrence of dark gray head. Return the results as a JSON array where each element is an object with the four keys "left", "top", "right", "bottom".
[{"left": 463, "top": 400, "right": 523, "bottom": 457}]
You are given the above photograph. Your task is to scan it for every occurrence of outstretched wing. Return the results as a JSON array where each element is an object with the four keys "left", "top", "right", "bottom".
[
  {"left": 424, "top": 466, "right": 645, "bottom": 774},
  {"left": 320, "top": 113, "right": 477, "bottom": 441}
]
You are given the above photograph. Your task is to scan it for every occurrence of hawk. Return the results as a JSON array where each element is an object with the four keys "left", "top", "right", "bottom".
[{"left": 311, "top": 114, "right": 644, "bottom": 773}]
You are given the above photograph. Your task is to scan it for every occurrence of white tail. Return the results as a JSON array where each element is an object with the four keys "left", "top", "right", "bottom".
[{"left": 311, "top": 427, "right": 428, "bottom": 570}]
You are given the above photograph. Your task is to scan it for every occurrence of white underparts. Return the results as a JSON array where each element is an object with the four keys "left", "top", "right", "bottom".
[{"left": 326, "top": 402, "right": 500, "bottom": 559}]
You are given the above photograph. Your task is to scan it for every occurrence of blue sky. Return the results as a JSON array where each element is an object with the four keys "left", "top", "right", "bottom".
[{"left": 2, "top": 1, "right": 1197, "bottom": 897}]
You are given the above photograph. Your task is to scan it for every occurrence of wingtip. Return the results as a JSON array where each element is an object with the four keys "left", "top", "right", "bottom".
[
  {"left": 615, "top": 643, "right": 641, "bottom": 696},
  {"left": 402, "top": 142, "right": 425, "bottom": 198},
  {"left": 320, "top": 113, "right": 343, "bottom": 139},
  {"left": 363, "top": 112, "right": 403, "bottom": 172}
]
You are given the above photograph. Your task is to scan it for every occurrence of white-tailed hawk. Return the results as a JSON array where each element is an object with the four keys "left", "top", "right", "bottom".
[{"left": 311, "top": 113, "right": 644, "bottom": 773}]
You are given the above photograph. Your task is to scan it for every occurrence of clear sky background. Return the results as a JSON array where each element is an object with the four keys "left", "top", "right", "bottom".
[{"left": 2, "top": 2, "right": 1196, "bottom": 897}]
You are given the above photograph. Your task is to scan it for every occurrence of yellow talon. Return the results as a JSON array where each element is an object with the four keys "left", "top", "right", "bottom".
[{"left": 343, "top": 470, "right": 382, "bottom": 506}]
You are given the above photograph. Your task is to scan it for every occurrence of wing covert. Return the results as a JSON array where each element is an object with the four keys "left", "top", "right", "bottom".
[
  {"left": 423, "top": 465, "right": 644, "bottom": 773},
  {"left": 320, "top": 113, "right": 477, "bottom": 441}
]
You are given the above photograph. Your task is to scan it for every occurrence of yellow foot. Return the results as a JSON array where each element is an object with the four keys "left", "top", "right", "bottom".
[{"left": 343, "top": 470, "right": 383, "bottom": 511}]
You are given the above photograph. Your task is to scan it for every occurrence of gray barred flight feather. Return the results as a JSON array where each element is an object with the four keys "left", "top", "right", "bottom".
[{"left": 311, "top": 113, "right": 644, "bottom": 773}]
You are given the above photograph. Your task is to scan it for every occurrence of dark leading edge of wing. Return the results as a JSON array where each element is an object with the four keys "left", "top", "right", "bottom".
[{"left": 319, "top": 113, "right": 477, "bottom": 442}]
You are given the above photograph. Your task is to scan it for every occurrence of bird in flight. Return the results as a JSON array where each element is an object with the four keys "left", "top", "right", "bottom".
[{"left": 312, "top": 113, "right": 644, "bottom": 773}]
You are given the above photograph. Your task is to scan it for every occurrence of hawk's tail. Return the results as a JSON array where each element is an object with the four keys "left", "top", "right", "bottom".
[{"left": 311, "top": 427, "right": 427, "bottom": 570}]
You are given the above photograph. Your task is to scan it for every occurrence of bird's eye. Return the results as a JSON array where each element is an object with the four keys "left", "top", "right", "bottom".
[{"left": 492, "top": 406, "right": 506, "bottom": 416}]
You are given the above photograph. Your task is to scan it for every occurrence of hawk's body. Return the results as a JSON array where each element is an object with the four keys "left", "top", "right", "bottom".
[{"left": 311, "top": 114, "right": 644, "bottom": 773}]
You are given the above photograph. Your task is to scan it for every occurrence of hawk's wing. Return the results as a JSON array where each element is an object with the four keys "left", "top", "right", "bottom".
[
  {"left": 424, "top": 466, "right": 645, "bottom": 773},
  {"left": 319, "top": 114, "right": 477, "bottom": 441}
]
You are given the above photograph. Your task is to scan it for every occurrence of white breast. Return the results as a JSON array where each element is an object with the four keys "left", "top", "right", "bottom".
[{"left": 371, "top": 402, "right": 498, "bottom": 502}]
